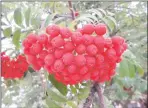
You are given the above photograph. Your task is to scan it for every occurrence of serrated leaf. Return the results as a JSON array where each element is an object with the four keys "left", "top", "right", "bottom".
[
  {"left": 119, "top": 58, "right": 130, "bottom": 77},
  {"left": 106, "top": 16, "right": 117, "bottom": 29},
  {"left": 47, "top": 89, "right": 67, "bottom": 102},
  {"left": 82, "top": 14, "right": 98, "bottom": 23},
  {"left": 78, "top": 87, "right": 90, "bottom": 100},
  {"left": 75, "top": 17, "right": 94, "bottom": 23},
  {"left": 135, "top": 64, "right": 144, "bottom": 76},
  {"left": 25, "top": 7, "right": 31, "bottom": 27},
  {"left": 13, "top": 29, "right": 21, "bottom": 49},
  {"left": 70, "top": 85, "right": 77, "bottom": 94},
  {"left": 48, "top": 74, "right": 68, "bottom": 96},
  {"left": 98, "top": 8, "right": 106, "bottom": 16},
  {"left": 3, "top": 27, "right": 12, "bottom": 37},
  {"left": 14, "top": 8, "right": 22, "bottom": 26},
  {"left": 31, "top": 16, "right": 40, "bottom": 29},
  {"left": 67, "top": 101, "right": 77, "bottom": 108},
  {"left": 128, "top": 60, "right": 136, "bottom": 77},
  {"left": 53, "top": 17, "right": 65, "bottom": 24},
  {"left": 88, "top": 9, "right": 103, "bottom": 18},
  {"left": 46, "top": 98, "right": 62, "bottom": 108}
]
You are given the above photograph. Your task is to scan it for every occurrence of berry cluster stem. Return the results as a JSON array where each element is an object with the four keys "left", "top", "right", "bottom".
[
  {"left": 83, "top": 84, "right": 96, "bottom": 108},
  {"left": 83, "top": 83, "right": 106, "bottom": 108},
  {"left": 95, "top": 83, "right": 105, "bottom": 108}
]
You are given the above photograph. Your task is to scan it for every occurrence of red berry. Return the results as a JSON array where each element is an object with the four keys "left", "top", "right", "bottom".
[
  {"left": 105, "top": 38, "right": 112, "bottom": 48},
  {"left": 96, "top": 54, "right": 104, "bottom": 65},
  {"left": 67, "top": 64, "right": 77, "bottom": 74},
  {"left": 27, "top": 33, "right": 37, "bottom": 43},
  {"left": 86, "top": 56, "right": 96, "bottom": 68},
  {"left": 60, "top": 27, "right": 72, "bottom": 38},
  {"left": 75, "top": 44, "right": 86, "bottom": 54},
  {"left": 123, "top": 43, "right": 128, "bottom": 50},
  {"left": 75, "top": 11, "right": 79, "bottom": 17},
  {"left": 22, "top": 38, "right": 32, "bottom": 48},
  {"left": 95, "top": 23, "right": 107, "bottom": 36},
  {"left": 24, "top": 48, "right": 30, "bottom": 55},
  {"left": 54, "top": 48, "right": 64, "bottom": 59},
  {"left": 39, "top": 50, "right": 48, "bottom": 60},
  {"left": 30, "top": 43, "right": 42, "bottom": 54},
  {"left": 54, "top": 59, "right": 64, "bottom": 71},
  {"left": 37, "top": 58, "right": 44, "bottom": 67},
  {"left": 62, "top": 53, "right": 74, "bottom": 65},
  {"left": 94, "top": 37, "right": 105, "bottom": 47},
  {"left": 86, "top": 44, "right": 98, "bottom": 56},
  {"left": 38, "top": 34, "right": 48, "bottom": 44},
  {"left": 82, "top": 24, "right": 94, "bottom": 35},
  {"left": 64, "top": 41, "right": 75, "bottom": 52},
  {"left": 32, "top": 62, "right": 41, "bottom": 71},
  {"left": 71, "top": 32, "right": 83, "bottom": 44},
  {"left": 83, "top": 34, "right": 94, "bottom": 45},
  {"left": 76, "top": 28, "right": 83, "bottom": 34},
  {"left": 112, "top": 36, "right": 125, "bottom": 45},
  {"left": 94, "top": 37, "right": 105, "bottom": 53},
  {"left": 79, "top": 66, "right": 88, "bottom": 75},
  {"left": 26, "top": 55, "right": 37, "bottom": 64},
  {"left": 91, "top": 70, "right": 99, "bottom": 80},
  {"left": 47, "top": 46, "right": 55, "bottom": 53},
  {"left": 46, "top": 24, "right": 60, "bottom": 37},
  {"left": 44, "top": 54, "right": 55, "bottom": 66},
  {"left": 75, "top": 55, "right": 86, "bottom": 67},
  {"left": 51, "top": 36, "right": 64, "bottom": 48}
]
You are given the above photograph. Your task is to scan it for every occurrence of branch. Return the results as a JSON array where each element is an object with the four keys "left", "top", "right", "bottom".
[
  {"left": 83, "top": 84, "right": 96, "bottom": 108},
  {"left": 95, "top": 83, "right": 106, "bottom": 108},
  {"left": 68, "top": 1, "right": 75, "bottom": 20}
]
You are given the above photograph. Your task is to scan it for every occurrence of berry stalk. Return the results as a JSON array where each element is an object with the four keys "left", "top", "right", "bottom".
[
  {"left": 83, "top": 84, "right": 96, "bottom": 108},
  {"left": 95, "top": 83, "right": 106, "bottom": 108}
]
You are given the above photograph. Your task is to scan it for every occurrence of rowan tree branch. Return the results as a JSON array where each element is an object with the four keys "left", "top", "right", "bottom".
[
  {"left": 95, "top": 83, "right": 106, "bottom": 108},
  {"left": 83, "top": 84, "right": 96, "bottom": 108},
  {"left": 68, "top": 1, "right": 75, "bottom": 20}
]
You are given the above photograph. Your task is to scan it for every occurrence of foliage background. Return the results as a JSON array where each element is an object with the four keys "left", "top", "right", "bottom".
[{"left": 1, "top": 1, "right": 147, "bottom": 108}]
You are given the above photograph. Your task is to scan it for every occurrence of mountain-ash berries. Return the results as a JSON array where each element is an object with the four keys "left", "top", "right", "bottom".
[
  {"left": 22, "top": 24, "right": 127, "bottom": 85},
  {"left": 1, "top": 53, "right": 29, "bottom": 79}
]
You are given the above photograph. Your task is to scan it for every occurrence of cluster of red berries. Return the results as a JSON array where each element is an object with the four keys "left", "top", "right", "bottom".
[
  {"left": 23, "top": 24, "right": 127, "bottom": 85},
  {"left": 1, "top": 52, "right": 29, "bottom": 79}
]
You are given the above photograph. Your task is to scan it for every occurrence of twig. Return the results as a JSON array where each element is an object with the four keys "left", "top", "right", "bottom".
[
  {"left": 68, "top": 1, "right": 75, "bottom": 20},
  {"left": 83, "top": 84, "right": 96, "bottom": 108},
  {"left": 95, "top": 83, "right": 106, "bottom": 108}
]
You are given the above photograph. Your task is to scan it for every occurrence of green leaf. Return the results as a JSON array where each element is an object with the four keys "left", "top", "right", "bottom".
[
  {"left": 46, "top": 98, "right": 62, "bottom": 108},
  {"left": 67, "top": 101, "right": 77, "bottom": 108},
  {"left": 75, "top": 17, "right": 94, "bottom": 23},
  {"left": 82, "top": 14, "right": 98, "bottom": 23},
  {"left": 44, "top": 15, "right": 51, "bottom": 27},
  {"left": 48, "top": 74, "right": 68, "bottom": 96},
  {"left": 53, "top": 17, "right": 65, "bottom": 24},
  {"left": 3, "top": 27, "right": 12, "bottom": 37},
  {"left": 13, "top": 29, "right": 21, "bottom": 49},
  {"left": 78, "top": 87, "right": 90, "bottom": 100},
  {"left": 70, "top": 85, "right": 77, "bottom": 94},
  {"left": 119, "top": 58, "right": 136, "bottom": 77},
  {"left": 135, "top": 64, "right": 144, "bottom": 76},
  {"left": 14, "top": 8, "right": 22, "bottom": 26},
  {"left": 47, "top": 89, "right": 67, "bottom": 102},
  {"left": 88, "top": 9, "right": 103, "bottom": 18},
  {"left": 25, "top": 7, "right": 31, "bottom": 27},
  {"left": 31, "top": 16, "right": 40, "bottom": 29},
  {"left": 127, "top": 60, "right": 136, "bottom": 77}
]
